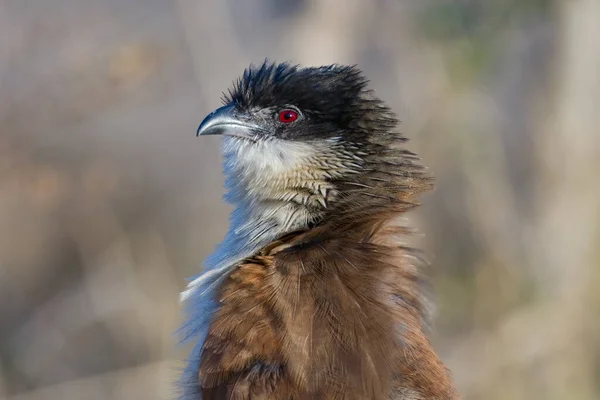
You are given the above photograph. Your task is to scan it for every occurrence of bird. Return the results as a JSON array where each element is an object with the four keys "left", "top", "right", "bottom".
[{"left": 179, "top": 61, "right": 458, "bottom": 400}]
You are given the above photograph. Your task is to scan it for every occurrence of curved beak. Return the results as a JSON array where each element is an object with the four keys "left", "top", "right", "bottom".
[{"left": 196, "top": 105, "right": 259, "bottom": 140}]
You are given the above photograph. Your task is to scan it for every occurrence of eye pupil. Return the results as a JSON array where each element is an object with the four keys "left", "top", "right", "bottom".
[{"left": 278, "top": 109, "right": 298, "bottom": 123}]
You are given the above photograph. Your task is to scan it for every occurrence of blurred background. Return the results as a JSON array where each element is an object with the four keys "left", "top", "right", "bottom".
[{"left": 1, "top": 0, "right": 599, "bottom": 399}]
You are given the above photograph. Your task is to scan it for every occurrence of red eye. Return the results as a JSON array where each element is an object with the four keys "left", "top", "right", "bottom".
[{"left": 278, "top": 109, "right": 298, "bottom": 123}]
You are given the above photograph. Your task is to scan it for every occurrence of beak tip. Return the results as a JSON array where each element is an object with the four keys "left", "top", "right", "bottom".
[
  {"left": 196, "top": 106, "right": 232, "bottom": 137},
  {"left": 195, "top": 104, "right": 257, "bottom": 140}
]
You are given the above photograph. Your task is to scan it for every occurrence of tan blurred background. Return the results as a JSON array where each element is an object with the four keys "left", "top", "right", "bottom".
[{"left": 1, "top": 1, "right": 599, "bottom": 399}]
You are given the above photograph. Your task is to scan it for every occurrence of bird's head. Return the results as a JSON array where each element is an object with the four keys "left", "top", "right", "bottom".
[{"left": 197, "top": 61, "right": 429, "bottom": 231}]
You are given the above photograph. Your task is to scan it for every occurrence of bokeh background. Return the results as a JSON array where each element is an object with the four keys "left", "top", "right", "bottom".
[{"left": 1, "top": 0, "right": 599, "bottom": 399}]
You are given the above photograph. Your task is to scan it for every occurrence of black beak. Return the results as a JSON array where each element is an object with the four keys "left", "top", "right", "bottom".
[{"left": 196, "top": 105, "right": 259, "bottom": 140}]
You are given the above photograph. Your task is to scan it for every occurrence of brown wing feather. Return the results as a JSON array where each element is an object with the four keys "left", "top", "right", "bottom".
[{"left": 198, "top": 225, "right": 457, "bottom": 399}]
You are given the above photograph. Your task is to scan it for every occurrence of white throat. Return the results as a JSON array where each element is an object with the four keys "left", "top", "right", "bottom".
[{"left": 180, "top": 136, "right": 336, "bottom": 302}]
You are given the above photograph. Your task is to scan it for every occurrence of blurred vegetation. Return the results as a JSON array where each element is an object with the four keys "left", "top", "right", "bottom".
[
  {"left": 0, "top": 1, "right": 598, "bottom": 399},
  {"left": 419, "top": 0, "right": 556, "bottom": 83}
]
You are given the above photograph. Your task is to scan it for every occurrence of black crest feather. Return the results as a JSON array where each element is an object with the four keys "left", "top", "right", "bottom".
[{"left": 223, "top": 60, "right": 369, "bottom": 114}]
